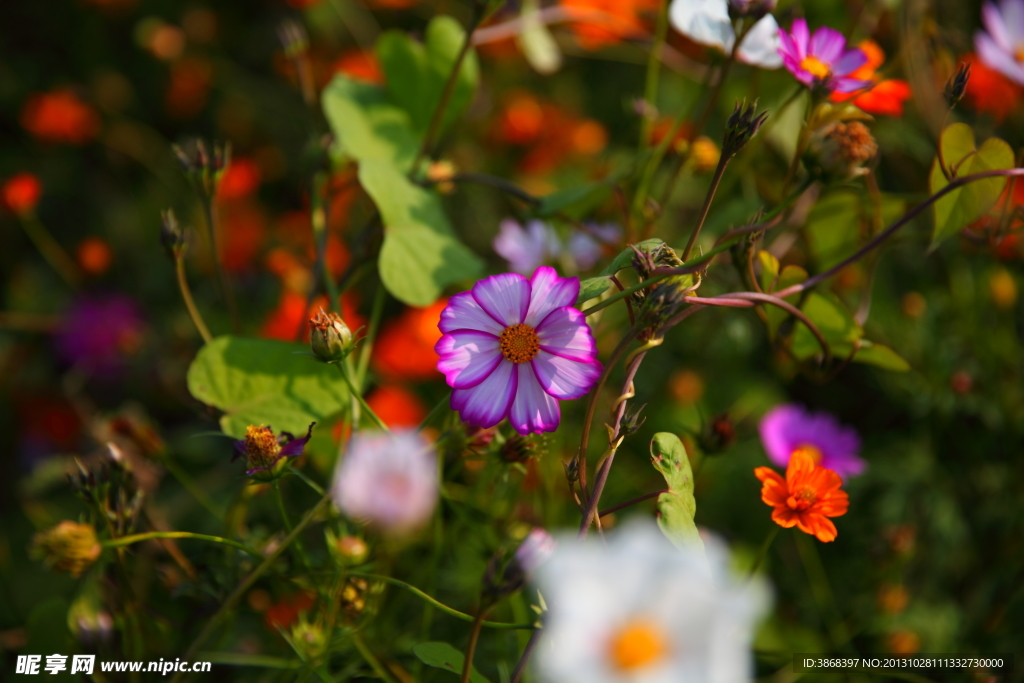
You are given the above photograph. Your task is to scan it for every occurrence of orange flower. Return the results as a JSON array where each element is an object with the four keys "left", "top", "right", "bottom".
[
  {"left": 76, "top": 237, "right": 113, "bottom": 276},
  {"left": 372, "top": 300, "right": 447, "bottom": 381},
  {"left": 366, "top": 385, "right": 427, "bottom": 427},
  {"left": 21, "top": 90, "right": 100, "bottom": 144},
  {"left": 218, "top": 158, "right": 262, "bottom": 200},
  {"left": 831, "top": 40, "right": 912, "bottom": 116},
  {"left": 2, "top": 173, "right": 42, "bottom": 215},
  {"left": 754, "top": 449, "right": 849, "bottom": 543},
  {"left": 562, "top": 0, "right": 658, "bottom": 50},
  {"left": 334, "top": 51, "right": 383, "bottom": 85}
]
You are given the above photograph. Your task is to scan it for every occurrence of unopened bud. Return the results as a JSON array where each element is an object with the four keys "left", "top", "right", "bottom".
[
  {"left": 500, "top": 433, "right": 537, "bottom": 463},
  {"left": 31, "top": 521, "right": 102, "bottom": 577},
  {"left": 723, "top": 100, "right": 768, "bottom": 157},
  {"left": 172, "top": 138, "right": 231, "bottom": 199},
  {"left": 621, "top": 403, "right": 647, "bottom": 437},
  {"left": 160, "top": 209, "right": 186, "bottom": 259},
  {"left": 943, "top": 62, "right": 971, "bottom": 109},
  {"left": 806, "top": 120, "right": 877, "bottom": 181},
  {"left": 309, "top": 307, "right": 354, "bottom": 362},
  {"left": 336, "top": 535, "right": 369, "bottom": 562}
]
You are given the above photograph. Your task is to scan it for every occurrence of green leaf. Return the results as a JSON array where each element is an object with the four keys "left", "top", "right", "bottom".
[
  {"left": 186, "top": 336, "right": 349, "bottom": 438},
  {"left": 322, "top": 76, "right": 419, "bottom": 168},
  {"left": 757, "top": 250, "right": 780, "bottom": 292},
  {"left": 360, "top": 161, "right": 483, "bottom": 306},
  {"left": 790, "top": 292, "right": 863, "bottom": 359},
  {"left": 577, "top": 275, "right": 612, "bottom": 305},
  {"left": 650, "top": 433, "right": 703, "bottom": 552},
  {"left": 929, "top": 122, "right": 1013, "bottom": 245},
  {"left": 853, "top": 341, "right": 911, "bottom": 372},
  {"left": 805, "top": 191, "right": 906, "bottom": 269},
  {"left": 377, "top": 16, "right": 479, "bottom": 137},
  {"left": 413, "top": 642, "right": 492, "bottom": 683},
  {"left": 517, "top": 0, "right": 561, "bottom": 74}
]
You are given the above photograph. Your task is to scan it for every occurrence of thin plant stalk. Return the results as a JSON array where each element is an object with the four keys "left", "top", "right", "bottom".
[
  {"left": 160, "top": 455, "right": 222, "bottom": 520},
  {"left": 19, "top": 214, "right": 82, "bottom": 287},
  {"left": 175, "top": 256, "right": 213, "bottom": 343},
  {"left": 351, "top": 632, "right": 400, "bottom": 683},
  {"left": 272, "top": 479, "right": 310, "bottom": 567},
  {"left": 335, "top": 363, "right": 390, "bottom": 432},
  {"left": 200, "top": 196, "right": 240, "bottom": 332},
  {"left": 461, "top": 606, "right": 488, "bottom": 683},
  {"left": 681, "top": 151, "right": 731, "bottom": 260},
  {"left": 598, "top": 489, "right": 666, "bottom": 518},
  {"left": 638, "top": 0, "right": 670, "bottom": 153},
  {"left": 101, "top": 531, "right": 262, "bottom": 559},
  {"left": 748, "top": 526, "right": 779, "bottom": 578},
  {"left": 419, "top": 391, "right": 452, "bottom": 432}
]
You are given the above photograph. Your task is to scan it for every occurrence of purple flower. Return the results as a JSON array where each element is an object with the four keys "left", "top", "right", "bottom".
[
  {"left": 493, "top": 219, "right": 560, "bottom": 275},
  {"left": 566, "top": 223, "right": 622, "bottom": 271},
  {"left": 777, "top": 19, "right": 870, "bottom": 93},
  {"left": 233, "top": 422, "right": 314, "bottom": 477},
  {"left": 976, "top": 0, "right": 1024, "bottom": 85},
  {"left": 435, "top": 267, "right": 602, "bottom": 434},
  {"left": 332, "top": 430, "right": 438, "bottom": 533},
  {"left": 54, "top": 294, "right": 144, "bottom": 375},
  {"left": 758, "top": 404, "right": 865, "bottom": 478},
  {"left": 514, "top": 528, "right": 556, "bottom": 575}
]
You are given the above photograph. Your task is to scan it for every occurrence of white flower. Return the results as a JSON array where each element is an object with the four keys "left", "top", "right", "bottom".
[
  {"left": 533, "top": 521, "right": 769, "bottom": 683},
  {"left": 514, "top": 528, "right": 557, "bottom": 575},
  {"left": 331, "top": 430, "right": 438, "bottom": 533},
  {"left": 669, "top": 0, "right": 782, "bottom": 69}
]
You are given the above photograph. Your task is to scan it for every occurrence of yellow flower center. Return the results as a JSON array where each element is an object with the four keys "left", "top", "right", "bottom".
[
  {"left": 788, "top": 486, "right": 819, "bottom": 511},
  {"left": 792, "top": 444, "right": 824, "bottom": 464},
  {"left": 499, "top": 323, "right": 540, "bottom": 363},
  {"left": 800, "top": 55, "right": 831, "bottom": 79},
  {"left": 1016, "top": 46, "right": 1024, "bottom": 63},
  {"left": 244, "top": 425, "right": 281, "bottom": 468},
  {"left": 608, "top": 619, "right": 669, "bottom": 671}
]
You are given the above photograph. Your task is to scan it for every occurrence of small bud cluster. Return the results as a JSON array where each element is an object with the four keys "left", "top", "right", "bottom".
[
  {"left": 723, "top": 100, "right": 769, "bottom": 158},
  {"left": 68, "top": 457, "right": 143, "bottom": 538},
  {"left": 171, "top": 138, "right": 231, "bottom": 201}
]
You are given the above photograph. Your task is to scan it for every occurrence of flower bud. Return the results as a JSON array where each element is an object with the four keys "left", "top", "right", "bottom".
[
  {"left": 805, "top": 120, "right": 877, "bottom": 182},
  {"left": 160, "top": 209, "right": 186, "bottom": 259},
  {"left": 426, "top": 160, "right": 457, "bottom": 194},
  {"left": 723, "top": 100, "right": 768, "bottom": 157},
  {"left": 512, "top": 528, "right": 556, "bottom": 576},
  {"left": 309, "top": 307, "right": 354, "bottom": 362},
  {"left": 336, "top": 535, "right": 369, "bottom": 562},
  {"left": 31, "top": 521, "right": 102, "bottom": 577},
  {"left": 943, "top": 62, "right": 971, "bottom": 109}
]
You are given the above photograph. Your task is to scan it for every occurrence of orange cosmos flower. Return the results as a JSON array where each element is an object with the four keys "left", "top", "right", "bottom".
[
  {"left": 2, "top": 173, "right": 42, "bottom": 215},
  {"left": 366, "top": 385, "right": 427, "bottom": 427},
  {"left": 831, "top": 40, "right": 912, "bottom": 116},
  {"left": 372, "top": 300, "right": 447, "bottom": 381},
  {"left": 754, "top": 449, "right": 849, "bottom": 543},
  {"left": 21, "top": 90, "right": 100, "bottom": 144},
  {"left": 562, "top": 0, "right": 658, "bottom": 50}
]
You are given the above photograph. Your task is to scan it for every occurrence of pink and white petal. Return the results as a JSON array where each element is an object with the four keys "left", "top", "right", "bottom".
[
  {"left": 777, "top": 27, "right": 800, "bottom": 62},
  {"left": 439, "top": 291, "right": 505, "bottom": 336},
  {"left": 531, "top": 350, "right": 602, "bottom": 400},
  {"left": 509, "top": 364, "right": 561, "bottom": 434},
  {"left": 525, "top": 266, "right": 579, "bottom": 327},
  {"left": 450, "top": 359, "right": 517, "bottom": 428},
  {"left": 983, "top": 2, "right": 1013, "bottom": 50},
  {"left": 435, "top": 331, "right": 502, "bottom": 389},
  {"left": 535, "top": 307, "right": 597, "bottom": 362},
  {"left": 472, "top": 274, "right": 530, "bottom": 327},
  {"left": 809, "top": 27, "right": 844, "bottom": 64},
  {"left": 790, "top": 18, "right": 809, "bottom": 56}
]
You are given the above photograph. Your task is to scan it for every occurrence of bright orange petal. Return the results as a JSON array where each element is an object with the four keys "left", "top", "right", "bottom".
[
  {"left": 771, "top": 507, "right": 800, "bottom": 529},
  {"left": 809, "top": 516, "right": 838, "bottom": 542},
  {"left": 786, "top": 449, "right": 816, "bottom": 488}
]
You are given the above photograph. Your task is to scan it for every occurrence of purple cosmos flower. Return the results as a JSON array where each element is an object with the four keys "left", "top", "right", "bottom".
[
  {"left": 777, "top": 19, "right": 870, "bottom": 93},
  {"left": 232, "top": 422, "right": 314, "bottom": 476},
  {"left": 567, "top": 223, "right": 622, "bottom": 271},
  {"left": 493, "top": 219, "right": 560, "bottom": 275},
  {"left": 758, "top": 404, "right": 865, "bottom": 478},
  {"left": 332, "top": 429, "right": 438, "bottom": 533},
  {"left": 976, "top": 0, "right": 1024, "bottom": 85},
  {"left": 54, "top": 294, "right": 144, "bottom": 375},
  {"left": 435, "top": 267, "right": 602, "bottom": 434}
]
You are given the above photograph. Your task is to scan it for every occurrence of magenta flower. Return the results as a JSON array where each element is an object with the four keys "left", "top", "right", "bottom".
[
  {"left": 435, "top": 267, "right": 602, "bottom": 434},
  {"left": 332, "top": 430, "right": 438, "bottom": 533},
  {"left": 759, "top": 404, "right": 865, "bottom": 478},
  {"left": 493, "top": 219, "right": 560, "bottom": 275},
  {"left": 54, "top": 294, "right": 144, "bottom": 375},
  {"left": 976, "top": 0, "right": 1024, "bottom": 85},
  {"left": 777, "top": 19, "right": 870, "bottom": 93}
]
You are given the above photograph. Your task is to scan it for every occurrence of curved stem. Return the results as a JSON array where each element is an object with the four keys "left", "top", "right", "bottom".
[
  {"left": 599, "top": 489, "right": 666, "bottom": 518},
  {"left": 102, "top": 531, "right": 262, "bottom": 559},
  {"left": 775, "top": 167, "right": 1024, "bottom": 299},
  {"left": 346, "top": 573, "right": 534, "bottom": 629},
  {"left": 335, "top": 363, "right": 390, "bottom": 432},
  {"left": 460, "top": 606, "right": 488, "bottom": 683},
  {"left": 351, "top": 632, "right": 400, "bottom": 683},
  {"left": 175, "top": 257, "right": 213, "bottom": 343},
  {"left": 681, "top": 151, "right": 731, "bottom": 260},
  {"left": 700, "top": 291, "right": 832, "bottom": 364},
  {"left": 19, "top": 214, "right": 82, "bottom": 287},
  {"left": 748, "top": 526, "right": 779, "bottom": 579},
  {"left": 510, "top": 629, "right": 542, "bottom": 683}
]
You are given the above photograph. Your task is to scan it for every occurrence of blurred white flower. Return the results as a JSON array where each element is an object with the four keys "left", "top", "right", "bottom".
[
  {"left": 534, "top": 521, "right": 769, "bottom": 683},
  {"left": 493, "top": 219, "right": 561, "bottom": 275},
  {"left": 669, "top": 0, "right": 782, "bottom": 69},
  {"left": 567, "top": 223, "right": 622, "bottom": 271},
  {"left": 332, "top": 430, "right": 438, "bottom": 533},
  {"left": 515, "top": 528, "right": 557, "bottom": 575}
]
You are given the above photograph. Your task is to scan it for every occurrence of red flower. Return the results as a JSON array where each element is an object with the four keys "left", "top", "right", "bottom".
[
  {"left": 961, "top": 53, "right": 1022, "bottom": 122},
  {"left": 372, "top": 300, "right": 447, "bottom": 381},
  {"left": 21, "top": 90, "right": 100, "bottom": 144},
  {"left": 562, "top": 0, "right": 659, "bottom": 50},
  {"left": 2, "top": 173, "right": 42, "bottom": 215},
  {"left": 754, "top": 449, "right": 850, "bottom": 542},
  {"left": 831, "top": 40, "right": 912, "bottom": 116},
  {"left": 366, "top": 385, "right": 427, "bottom": 427},
  {"left": 218, "top": 158, "right": 262, "bottom": 200}
]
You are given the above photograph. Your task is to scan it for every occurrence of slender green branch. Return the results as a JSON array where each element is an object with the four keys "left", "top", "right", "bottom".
[
  {"left": 200, "top": 196, "right": 240, "bottom": 333},
  {"left": 598, "top": 489, "right": 666, "bottom": 518},
  {"left": 160, "top": 455, "right": 222, "bottom": 520},
  {"left": 102, "top": 532, "right": 262, "bottom": 559},
  {"left": 681, "top": 151, "right": 731, "bottom": 260},
  {"left": 19, "top": 215, "right": 82, "bottom": 287},
  {"left": 352, "top": 632, "right": 400, "bottom": 683},
  {"left": 355, "top": 284, "right": 386, "bottom": 388},
  {"left": 638, "top": 0, "right": 670, "bottom": 153},
  {"left": 346, "top": 572, "right": 535, "bottom": 629},
  {"left": 335, "top": 363, "right": 390, "bottom": 432},
  {"left": 174, "top": 257, "right": 213, "bottom": 343},
  {"left": 419, "top": 391, "right": 452, "bottom": 431},
  {"left": 461, "top": 606, "right": 488, "bottom": 683},
  {"left": 286, "top": 463, "right": 326, "bottom": 496},
  {"left": 272, "top": 479, "right": 310, "bottom": 567},
  {"left": 748, "top": 526, "right": 779, "bottom": 578}
]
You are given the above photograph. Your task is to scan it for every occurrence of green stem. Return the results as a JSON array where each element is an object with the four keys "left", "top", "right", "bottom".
[
  {"left": 346, "top": 573, "right": 535, "bottom": 629},
  {"left": 175, "top": 257, "right": 213, "bottom": 343},
  {"left": 201, "top": 196, "right": 240, "bottom": 333},
  {"left": 19, "top": 214, "right": 81, "bottom": 287},
  {"left": 748, "top": 526, "right": 779, "bottom": 578},
  {"left": 273, "top": 479, "right": 310, "bottom": 567},
  {"left": 351, "top": 632, "right": 400, "bottom": 683},
  {"left": 355, "top": 283, "right": 386, "bottom": 388},
  {"left": 160, "top": 455, "right": 222, "bottom": 520},
  {"left": 794, "top": 532, "right": 851, "bottom": 651},
  {"left": 681, "top": 150, "right": 731, "bottom": 260},
  {"left": 418, "top": 391, "right": 452, "bottom": 431},
  {"left": 638, "top": 0, "right": 670, "bottom": 153},
  {"left": 102, "top": 532, "right": 262, "bottom": 559},
  {"left": 312, "top": 171, "right": 340, "bottom": 309},
  {"left": 286, "top": 463, "right": 326, "bottom": 496},
  {"left": 335, "top": 363, "right": 390, "bottom": 432},
  {"left": 173, "top": 493, "right": 332, "bottom": 681}
]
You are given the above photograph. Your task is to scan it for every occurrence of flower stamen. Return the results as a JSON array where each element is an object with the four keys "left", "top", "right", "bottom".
[
  {"left": 800, "top": 55, "right": 831, "bottom": 79},
  {"left": 499, "top": 323, "right": 540, "bottom": 363},
  {"left": 609, "top": 619, "right": 669, "bottom": 670}
]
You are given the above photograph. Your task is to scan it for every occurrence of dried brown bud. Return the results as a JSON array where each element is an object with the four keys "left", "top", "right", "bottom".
[
  {"left": 32, "top": 521, "right": 102, "bottom": 577},
  {"left": 806, "top": 121, "right": 878, "bottom": 181}
]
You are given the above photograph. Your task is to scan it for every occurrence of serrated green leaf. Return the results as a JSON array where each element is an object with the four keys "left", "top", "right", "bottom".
[
  {"left": 790, "top": 292, "right": 863, "bottom": 360},
  {"left": 322, "top": 76, "right": 419, "bottom": 168},
  {"left": 377, "top": 16, "right": 478, "bottom": 137},
  {"left": 853, "top": 341, "right": 911, "bottom": 372},
  {"left": 360, "top": 161, "right": 483, "bottom": 306},
  {"left": 929, "top": 123, "right": 1013, "bottom": 245},
  {"left": 186, "top": 336, "right": 348, "bottom": 438},
  {"left": 413, "top": 642, "right": 492, "bottom": 683},
  {"left": 650, "top": 433, "right": 703, "bottom": 552},
  {"left": 577, "top": 275, "right": 612, "bottom": 305}
]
